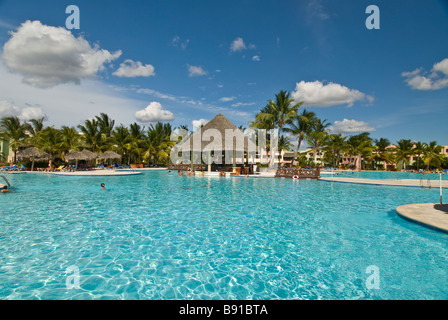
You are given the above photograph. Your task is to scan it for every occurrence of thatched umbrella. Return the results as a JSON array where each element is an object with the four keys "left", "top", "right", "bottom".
[
  {"left": 98, "top": 151, "right": 121, "bottom": 167},
  {"left": 65, "top": 149, "right": 98, "bottom": 170},
  {"left": 18, "top": 147, "right": 50, "bottom": 171},
  {"left": 98, "top": 151, "right": 121, "bottom": 160}
]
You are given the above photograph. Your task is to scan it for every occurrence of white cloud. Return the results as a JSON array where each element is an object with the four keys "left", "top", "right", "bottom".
[
  {"left": 187, "top": 65, "right": 207, "bottom": 77},
  {"left": 230, "top": 37, "right": 256, "bottom": 53},
  {"left": 2, "top": 20, "right": 122, "bottom": 89},
  {"left": 134, "top": 102, "right": 174, "bottom": 123},
  {"left": 220, "top": 96, "right": 236, "bottom": 102},
  {"left": 192, "top": 119, "right": 208, "bottom": 131},
  {"left": 230, "top": 37, "right": 246, "bottom": 52},
  {"left": 307, "top": 0, "right": 330, "bottom": 20},
  {"left": 252, "top": 55, "right": 260, "bottom": 62},
  {"left": 330, "top": 119, "right": 375, "bottom": 133},
  {"left": 0, "top": 100, "right": 45, "bottom": 120},
  {"left": 19, "top": 106, "right": 45, "bottom": 120},
  {"left": 0, "top": 100, "right": 20, "bottom": 117},
  {"left": 231, "top": 102, "right": 256, "bottom": 107},
  {"left": 402, "top": 57, "right": 448, "bottom": 90},
  {"left": 113, "top": 59, "right": 155, "bottom": 78},
  {"left": 433, "top": 58, "right": 448, "bottom": 76},
  {"left": 0, "top": 62, "right": 142, "bottom": 126},
  {"left": 171, "top": 36, "right": 190, "bottom": 50},
  {"left": 292, "top": 80, "right": 373, "bottom": 107}
]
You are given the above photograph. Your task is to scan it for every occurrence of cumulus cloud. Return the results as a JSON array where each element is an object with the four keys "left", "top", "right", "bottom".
[
  {"left": 230, "top": 37, "right": 256, "bottom": 53},
  {"left": 220, "top": 96, "right": 236, "bottom": 102},
  {"left": 2, "top": 20, "right": 122, "bottom": 88},
  {"left": 402, "top": 57, "right": 448, "bottom": 90},
  {"left": 0, "top": 63, "right": 142, "bottom": 126},
  {"left": 170, "top": 36, "right": 190, "bottom": 50},
  {"left": 292, "top": 80, "right": 373, "bottom": 107},
  {"left": 230, "top": 37, "right": 246, "bottom": 52},
  {"left": 20, "top": 106, "right": 46, "bottom": 120},
  {"left": 113, "top": 59, "right": 155, "bottom": 78},
  {"left": 192, "top": 119, "right": 208, "bottom": 131},
  {"left": 330, "top": 119, "right": 375, "bottom": 133},
  {"left": 252, "top": 55, "right": 260, "bottom": 62},
  {"left": 134, "top": 102, "right": 174, "bottom": 123},
  {"left": 0, "top": 100, "right": 20, "bottom": 117},
  {"left": 0, "top": 100, "right": 45, "bottom": 120},
  {"left": 187, "top": 65, "right": 207, "bottom": 77}
]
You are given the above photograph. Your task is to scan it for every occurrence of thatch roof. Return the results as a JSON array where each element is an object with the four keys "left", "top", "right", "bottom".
[
  {"left": 177, "top": 114, "right": 257, "bottom": 152},
  {"left": 18, "top": 147, "right": 50, "bottom": 159},
  {"left": 98, "top": 151, "right": 121, "bottom": 160},
  {"left": 65, "top": 149, "right": 98, "bottom": 161}
]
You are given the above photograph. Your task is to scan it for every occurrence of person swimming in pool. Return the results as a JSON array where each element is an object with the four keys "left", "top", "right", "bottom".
[
  {"left": 101, "top": 183, "right": 106, "bottom": 190},
  {"left": 1, "top": 185, "right": 10, "bottom": 193}
]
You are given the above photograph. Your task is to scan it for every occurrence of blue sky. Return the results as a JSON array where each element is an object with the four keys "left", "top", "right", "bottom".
[{"left": 0, "top": 0, "right": 447, "bottom": 147}]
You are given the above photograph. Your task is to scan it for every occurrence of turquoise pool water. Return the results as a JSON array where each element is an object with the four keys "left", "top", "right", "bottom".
[
  {"left": 0, "top": 171, "right": 447, "bottom": 300},
  {"left": 323, "top": 170, "right": 446, "bottom": 181}
]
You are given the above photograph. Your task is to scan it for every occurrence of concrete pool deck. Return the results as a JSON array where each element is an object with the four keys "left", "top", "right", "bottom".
[
  {"left": 396, "top": 203, "right": 448, "bottom": 233},
  {"left": 319, "top": 177, "right": 448, "bottom": 188},
  {"left": 49, "top": 170, "right": 142, "bottom": 176}
]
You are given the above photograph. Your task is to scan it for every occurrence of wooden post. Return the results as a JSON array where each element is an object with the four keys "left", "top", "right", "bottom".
[
  {"left": 233, "top": 148, "right": 236, "bottom": 173},
  {"left": 208, "top": 151, "right": 212, "bottom": 173}
]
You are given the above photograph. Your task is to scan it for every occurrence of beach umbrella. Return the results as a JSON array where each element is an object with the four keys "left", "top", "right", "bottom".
[
  {"left": 65, "top": 149, "right": 98, "bottom": 170},
  {"left": 98, "top": 151, "right": 121, "bottom": 160},
  {"left": 18, "top": 147, "right": 50, "bottom": 171},
  {"left": 98, "top": 151, "right": 121, "bottom": 167},
  {"left": 65, "top": 149, "right": 98, "bottom": 161}
]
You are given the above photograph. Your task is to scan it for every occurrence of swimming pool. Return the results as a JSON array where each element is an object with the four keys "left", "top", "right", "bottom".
[
  {"left": 0, "top": 171, "right": 447, "bottom": 299},
  {"left": 323, "top": 170, "right": 446, "bottom": 181}
]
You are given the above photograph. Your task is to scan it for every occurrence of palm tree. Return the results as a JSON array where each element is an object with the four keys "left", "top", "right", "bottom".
[
  {"left": 323, "top": 133, "right": 348, "bottom": 167},
  {"left": 250, "top": 103, "right": 277, "bottom": 131},
  {"left": 111, "top": 125, "right": 132, "bottom": 163},
  {"left": 306, "top": 118, "right": 331, "bottom": 167},
  {"left": 252, "top": 90, "right": 302, "bottom": 139},
  {"left": 422, "top": 141, "right": 444, "bottom": 170},
  {"left": 393, "top": 139, "right": 414, "bottom": 170},
  {"left": 0, "top": 116, "right": 28, "bottom": 162},
  {"left": 26, "top": 117, "right": 45, "bottom": 137},
  {"left": 60, "top": 126, "right": 81, "bottom": 156},
  {"left": 34, "top": 127, "right": 64, "bottom": 160},
  {"left": 144, "top": 122, "right": 175, "bottom": 165},
  {"left": 129, "top": 123, "right": 146, "bottom": 164},
  {"left": 78, "top": 119, "right": 103, "bottom": 152},
  {"left": 283, "top": 109, "right": 316, "bottom": 166},
  {"left": 95, "top": 113, "right": 115, "bottom": 138},
  {"left": 369, "top": 138, "right": 392, "bottom": 170},
  {"left": 345, "top": 133, "right": 374, "bottom": 169},
  {"left": 413, "top": 141, "right": 425, "bottom": 170},
  {"left": 278, "top": 135, "right": 293, "bottom": 154}
]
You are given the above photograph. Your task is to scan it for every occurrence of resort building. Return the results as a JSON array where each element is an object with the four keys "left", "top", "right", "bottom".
[
  {"left": 0, "top": 139, "right": 13, "bottom": 164},
  {"left": 277, "top": 144, "right": 448, "bottom": 170}
]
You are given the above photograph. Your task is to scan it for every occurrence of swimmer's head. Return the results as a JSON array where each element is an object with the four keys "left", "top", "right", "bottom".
[{"left": 101, "top": 183, "right": 105, "bottom": 187}]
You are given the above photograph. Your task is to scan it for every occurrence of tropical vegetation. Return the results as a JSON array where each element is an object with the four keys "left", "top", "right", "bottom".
[{"left": 1, "top": 89, "right": 448, "bottom": 170}]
